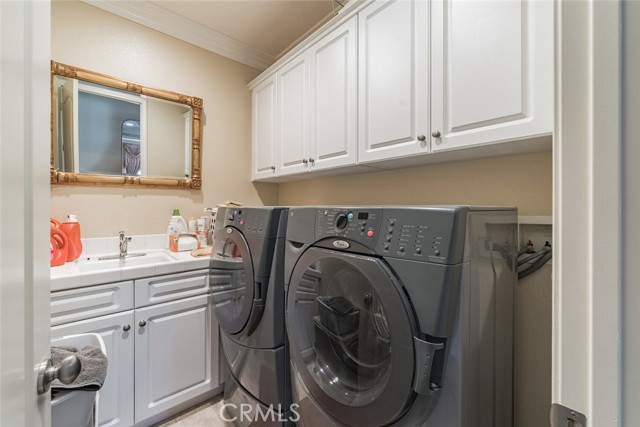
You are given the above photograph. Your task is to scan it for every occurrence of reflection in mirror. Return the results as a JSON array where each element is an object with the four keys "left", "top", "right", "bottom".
[
  {"left": 50, "top": 61, "right": 203, "bottom": 189},
  {"left": 122, "top": 120, "right": 141, "bottom": 176}
]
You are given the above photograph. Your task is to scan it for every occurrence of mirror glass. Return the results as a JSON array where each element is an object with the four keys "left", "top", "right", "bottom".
[{"left": 50, "top": 61, "right": 203, "bottom": 189}]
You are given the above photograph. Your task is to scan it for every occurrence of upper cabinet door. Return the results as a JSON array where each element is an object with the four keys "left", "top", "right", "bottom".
[
  {"left": 358, "top": 0, "right": 429, "bottom": 163},
  {"left": 309, "top": 16, "right": 358, "bottom": 171},
  {"left": 431, "top": 0, "right": 553, "bottom": 152},
  {"left": 252, "top": 74, "right": 277, "bottom": 180},
  {"left": 277, "top": 52, "right": 311, "bottom": 176}
]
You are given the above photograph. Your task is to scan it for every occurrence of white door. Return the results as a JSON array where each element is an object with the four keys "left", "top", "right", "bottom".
[
  {"left": 277, "top": 52, "right": 311, "bottom": 176},
  {"left": 251, "top": 74, "right": 277, "bottom": 180},
  {"left": 134, "top": 295, "right": 214, "bottom": 424},
  {"left": 358, "top": 0, "right": 429, "bottom": 164},
  {"left": 51, "top": 311, "right": 135, "bottom": 427},
  {"left": 0, "top": 1, "right": 51, "bottom": 426},
  {"left": 308, "top": 16, "right": 358, "bottom": 172},
  {"left": 431, "top": 0, "right": 553, "bottom": 152},
  {"left": 553, "top": 1, "right": 627, "bottom": 426}
]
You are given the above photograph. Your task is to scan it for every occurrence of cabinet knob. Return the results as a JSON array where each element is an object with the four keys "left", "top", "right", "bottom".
[
  {"left": 431, "top": 130, "right": 441, "bottom": 138},
  {"left": 302, "top": 158, "right": 309, "bottom": 164},
  {"left": 309, "top": 158, "right": 315, "bottom": 164},
  {"left": 139, "top": 320, "right": 147, "bottom": 327},
  {"left": 123, "top": 324, "right": 131, "bottom": 332},
  {"left": 417, "top": 134, "right": 426, "bottom": 142},
  {"left": 270, "top": 165, "right": 275, "bottom": 171}
]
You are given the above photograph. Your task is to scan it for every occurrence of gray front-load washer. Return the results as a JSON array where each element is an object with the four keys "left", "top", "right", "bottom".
[
  {"left": 210, "top": 206, "right": 293, "bottom": 426},
  {"left": 284, "top": 206, "right": 516, "bottom": 427}
]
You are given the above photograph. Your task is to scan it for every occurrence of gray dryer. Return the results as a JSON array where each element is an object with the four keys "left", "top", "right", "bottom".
[{"left": 210, "top": 206, "right": 293, "bottom": 426}]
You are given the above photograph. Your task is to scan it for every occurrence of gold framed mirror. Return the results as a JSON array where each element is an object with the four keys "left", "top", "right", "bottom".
[{"left": 50, "top": 61, "right": 203, "bottom": 189}]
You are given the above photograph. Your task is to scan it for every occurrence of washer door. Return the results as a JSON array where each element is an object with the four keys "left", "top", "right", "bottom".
[
  {"left": 210, "top": 226, "right": 256, "bottom": 335},
  {"left": 287, "top": 247, "right": 416, "bottom": 427}
]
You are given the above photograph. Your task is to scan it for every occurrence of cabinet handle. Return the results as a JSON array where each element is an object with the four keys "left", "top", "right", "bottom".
[
  {"left": 123, "top": 324, "right": 131, "bottom": 332},
  {"left": 309, "top": 158, "right": 315, "bottom": 164},
  {"left": 139, "top": 320, "right": 147, "bottom": 327},
  {"left": 270, "top": 165, "right": 275, "bottom": 171},
  {"left": 431, "top": 130, "right": 441, "bottom": 138},
  {"left": 302, "top": 158, "right": 309, "bottom": 164},
  {"left": 417, "top": 135, "right": 426, "bottom": 142}
]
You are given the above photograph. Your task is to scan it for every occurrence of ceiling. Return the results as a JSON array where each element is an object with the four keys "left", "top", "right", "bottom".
[{"left": 85, "top": 0, "right": 344, "bottom": 70}]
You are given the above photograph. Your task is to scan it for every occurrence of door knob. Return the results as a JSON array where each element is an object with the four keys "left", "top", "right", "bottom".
[
  {"left": 123, "top": 324, "right": 131, "bottom": 331},
  {"left": 417, "top": 135, "right": 426, "bottom": 142},
  {"left": 431, "top": 130, "right": 441, "bottom": 138},
  {"left": 270, "top": 165, "right": 275, "bottom": 171},
  {"left": 302, "top": 158, "right": 309, "bottom": 164},
  {"left": 37, "top": 354, "right": 81, "bottom": 394},
  {"left": 309, "top": 158, "right": 315, "bottom": 164},
  {"left": 139, "top": 320, "right": 147, "bottom": 327}
]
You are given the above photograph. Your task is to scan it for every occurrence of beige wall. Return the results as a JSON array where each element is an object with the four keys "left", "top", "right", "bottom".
[
  {"left": 51, "top": 0, "right": 278, "bottom": 237},
  {"left": 280, "top": 151, "right": 552, "bottom": 215}
]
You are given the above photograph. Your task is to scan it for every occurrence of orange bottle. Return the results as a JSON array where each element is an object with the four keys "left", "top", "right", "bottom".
[
  {"left": 50, "top": 226, "right": 68, "bottom": 267},
  {"left": 59, "top": 214, "right": 83, "bottom": 261}
]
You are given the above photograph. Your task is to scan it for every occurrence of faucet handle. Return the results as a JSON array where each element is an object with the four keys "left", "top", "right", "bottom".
[{"left": 119, "top": 230, "right": 125, "bottom": 238}]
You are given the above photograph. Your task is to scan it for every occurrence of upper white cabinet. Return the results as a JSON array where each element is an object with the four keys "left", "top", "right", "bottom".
[
  {"left": 357, "top": 0, "right": 429, "bottom": 163},
  {"left": 430, "top": 0, "right": 553, "bottom": 151},
  {"left": 277, "top": 52, "right": 311, "bottom": 176},
  {"left": 276, "top": 16, "right": 359, "bottom": 177},
  {"left": 252, "top": 74, "right": 277, "bottom": 180},
  {"left": 309, "top": 15, "right": 358, "bottom": 171},
  {"left": 249, "top": 0, "right": 553, "bottom": 181}
]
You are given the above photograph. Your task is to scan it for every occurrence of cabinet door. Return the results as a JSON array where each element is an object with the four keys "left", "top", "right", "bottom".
[
  {"left": 252, "top": 74, "right": 277, "bottom": 180},
  {"left": 431, "top": 0, "right": 553, "bottom": 151},
  {"left": 358, "top": 0, "right": 429, "bottom": 163},
  {"left": 134, "top": 294, "right": 214, "bottom": 424},
  {"left": 51, "top": 311, "right": 135, "bottom": 427},
  {"left": 277, "top": 52, "right": 311, "bottom": 175},
  {"left": 309, "top": 16, "right": 358, "bottom": 171}
]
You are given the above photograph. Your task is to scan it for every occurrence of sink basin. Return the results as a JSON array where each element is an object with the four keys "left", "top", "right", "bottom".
[{"left": 77, "top": 251, "right": 178, "bottom": 273}]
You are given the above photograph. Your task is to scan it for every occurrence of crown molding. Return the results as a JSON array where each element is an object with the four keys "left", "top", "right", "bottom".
[{"left": 82, "top": 0, "right": 276, "bottom": 71}]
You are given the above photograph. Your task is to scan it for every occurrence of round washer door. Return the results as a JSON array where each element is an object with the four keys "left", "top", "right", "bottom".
[
  {"left": 210, "top": 226, "right": 255, "bottom": 335},
  {"left": 287, "top": 247, "right": 417, "bottom": 427}
]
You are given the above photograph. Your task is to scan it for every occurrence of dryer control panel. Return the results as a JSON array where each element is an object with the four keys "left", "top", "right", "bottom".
[
  {"left": 216, "top": 206, "right": 283, "bottom": 239},
  {"left": 312, "top": 207, "right": 468, "bottom": 265}
]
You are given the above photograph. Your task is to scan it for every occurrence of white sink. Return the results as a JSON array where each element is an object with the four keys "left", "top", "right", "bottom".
[{"left": 77, "top": 251, "right": 178, "bottom": 273}]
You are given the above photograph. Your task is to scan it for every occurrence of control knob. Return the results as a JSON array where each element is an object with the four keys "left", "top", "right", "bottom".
[{"left": 334, "top": 213, "right": 349, "bottom": 231}]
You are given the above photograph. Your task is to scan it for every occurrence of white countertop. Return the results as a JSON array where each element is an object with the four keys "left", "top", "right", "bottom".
[{"left": 50, "top": 234, "right": 210, "bottom": 292}]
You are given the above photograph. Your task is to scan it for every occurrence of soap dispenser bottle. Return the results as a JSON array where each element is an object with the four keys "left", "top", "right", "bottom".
[
  {"left": 166, "top": 209, "right": 188, "bottom": 248},
  {"left": 59, "top": 214, "right": 82, "bottom": 261}
]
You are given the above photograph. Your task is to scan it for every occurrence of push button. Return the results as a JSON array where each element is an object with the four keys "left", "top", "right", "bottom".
[{"left": 367, "top": 230, "right": 374, "bottom": 238}]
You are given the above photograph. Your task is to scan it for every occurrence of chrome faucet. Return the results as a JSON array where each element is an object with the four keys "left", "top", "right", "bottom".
[{"left": 119, "top": 231, "right": 132, "bottom": 258}]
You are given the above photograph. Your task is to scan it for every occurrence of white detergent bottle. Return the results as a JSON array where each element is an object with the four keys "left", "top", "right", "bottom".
[{"left": 166, "top": 209, "right": 188, "bottom": 248}]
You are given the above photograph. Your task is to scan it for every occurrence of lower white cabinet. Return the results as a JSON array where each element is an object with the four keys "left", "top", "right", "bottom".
[
  {"left": 51, "top": 310, "right": 135, "bottom": 427},
  {"left": 50, "top": 269, "right": 218, "bottom": 427},
  {"left": 134, "top": 294, "right": 215, "bottom": 422}
]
